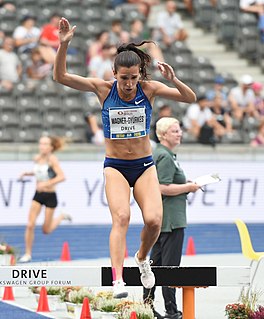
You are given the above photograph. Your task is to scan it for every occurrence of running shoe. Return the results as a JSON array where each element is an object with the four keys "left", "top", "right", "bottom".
[
  {"left": 18, "top": 254, "right": 32, "bottom": 263},
  {"left": 164, "top": 311, "right": 182, "bottom": 319},
  {"left": 112, "top": 280, "right": 128, "bottom": 298},
  {"left": 135, "top": 251, "right": 155, "bottom": 289},
  {"left": 63, "top": 213, "right": 72, "bottom": 222}
]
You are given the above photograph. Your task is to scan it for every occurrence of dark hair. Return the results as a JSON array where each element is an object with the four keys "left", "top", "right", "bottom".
[{"left": 114, "top": 41, "right": 152, "bottom": 80}]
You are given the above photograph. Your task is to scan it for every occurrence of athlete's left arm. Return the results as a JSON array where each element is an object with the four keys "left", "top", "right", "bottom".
[
  {"left": 47, "top": 155, "right": 66, "bottom": 186},
  {"left": 150, "top": 61, "right": 196, "bottom": 103}
]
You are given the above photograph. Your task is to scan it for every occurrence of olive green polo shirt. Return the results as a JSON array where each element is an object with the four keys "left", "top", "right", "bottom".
[{"left": 153, "top": 143, "right": 187, "bottom": 232}]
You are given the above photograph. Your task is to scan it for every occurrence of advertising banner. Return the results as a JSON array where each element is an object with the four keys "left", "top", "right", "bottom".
[{"left": 0, "top": 161, "right": 263, "bottom": 225}]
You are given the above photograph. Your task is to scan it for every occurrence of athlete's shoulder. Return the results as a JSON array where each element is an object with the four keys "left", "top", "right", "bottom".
[{"left": 140, "top": 80, "right": 165, "bottom": 95}]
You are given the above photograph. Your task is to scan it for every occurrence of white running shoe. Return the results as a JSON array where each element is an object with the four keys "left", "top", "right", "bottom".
[
  {"left": 112, "top": 280, "right": 128, "bottom": 299},
  {"left": 18, "top": 254, "right": 32, "bottom": 263},
  {"left": 63, "top": 213, "right": 72, "bottom": 222},
  {"left": 135, "top": 251, "right": 155, "bottom": 289}
]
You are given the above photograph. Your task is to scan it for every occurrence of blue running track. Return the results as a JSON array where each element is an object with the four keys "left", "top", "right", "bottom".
[{"left": 0, "top": 224, "right": 263, "bottom": 262}]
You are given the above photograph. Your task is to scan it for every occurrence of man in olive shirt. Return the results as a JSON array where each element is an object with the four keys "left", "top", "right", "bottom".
[{"left": 144, "top": 117, "right": 200, "bottom": 319}]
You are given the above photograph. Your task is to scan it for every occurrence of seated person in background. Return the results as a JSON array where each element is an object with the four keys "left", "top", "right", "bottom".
[
  {"left": 152, "top": 104, "right": 172, "bottom": 143},
  {"left": 86, "top": 30, "right": 110, "bottom": 67},
  {"left": 240, "top": 0, "right": 264, "bottom": 15},
  {"left": 252, "top": 82, "right": 264, "bottom": 119},
  {"left": 39, "top": 13, "right": 60, "bottom": 50},
  {"left": 209, "top": 94, "right": 233, "bottom": 134},
  {"left": 129, "top": 19, "right": 164, "bottom": 65},
  {"left": 153, "top": 0, "right": 188, "bottom": 47},
  {"left": 0, "top": 30, "right": 5, "bottom": 47},
  {"left": 84, "top": 112, "right": 105, "bottom": 146},
  {"left": 111, "top": 0, "right": 159, "bottom": 18},
  {"left": 38, "top": 13, "right": 68, "bottom": 63},
  {"left": 250, "top": 120, "right": 264, "bottom": 146},
  {"left": 0, "top": 37, "right": 22, "bottom": 92},
  {"left": 109, "top": 19, "right": 130, "bottom": 46},
  {"left": 182, "top": 95, "right": 226, "bottom": 145},
  {"left": 240, "top": 0, "right": 264, "bottom": 42},
  {"left": 0, "top": 0, "right": 16, "bottom": 11},
  {"left": 88, "top": 43, "right": 116, "bottom": 80},
  {"left": 206, "top": 75, "right": 229, "bottom": 107},
  {"left": 13, "top": 15, "right": 40, "bottom": 54},
  {"left": 228, "top": 74, "right": 258, "bottom": 122},
  {"left": 26, "top": 47, "right": 52, "bottom": 90}
]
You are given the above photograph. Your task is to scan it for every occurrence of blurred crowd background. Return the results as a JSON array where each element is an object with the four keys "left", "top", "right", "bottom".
[{"left": 0, "top": 0, "right": 263, "bottom": 147}]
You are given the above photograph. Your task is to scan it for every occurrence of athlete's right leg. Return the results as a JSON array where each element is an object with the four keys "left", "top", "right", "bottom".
[
  {"left": 104, "top": 167, "right": 131, "bottom": 296},
  {"left": 21, "top": 200, "right": 42, "bottom": 260}
]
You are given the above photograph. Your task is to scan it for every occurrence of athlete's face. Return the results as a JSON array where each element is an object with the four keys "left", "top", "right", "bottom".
[
  {"left": 114, "top": 65, "right": 140, "bottom": 97},
  {"left": 164, "top": 123, "right": 182, "bottom": 149},
  {"left": 38, "top": 137, "right": 53, "bottom": 155}
]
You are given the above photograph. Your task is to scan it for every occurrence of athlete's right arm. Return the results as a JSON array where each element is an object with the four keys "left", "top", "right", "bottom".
[{"left": 53, "top": 41, "right": 107, "bottom": 95}]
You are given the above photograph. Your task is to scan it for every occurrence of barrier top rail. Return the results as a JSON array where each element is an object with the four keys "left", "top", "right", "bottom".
[{"left": 0, "top": 266, "right": 250, "bottom": 287}]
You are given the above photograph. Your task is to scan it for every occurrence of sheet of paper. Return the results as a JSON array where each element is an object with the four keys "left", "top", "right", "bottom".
[{"left": 193, "top": 174, "right": 221, "bottom": 187}]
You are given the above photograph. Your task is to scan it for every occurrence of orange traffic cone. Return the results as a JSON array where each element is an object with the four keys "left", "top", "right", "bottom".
[
  {"left": 80, "top": 297, "right": 92, "bottom": 319},
  {"left": 185, "top": 236, "right": 196, "bottom": 256},
  {"left": 60, "top": 241, "right": 71, "bottom": 261},
  {"left": 130, "top": 311, "right": 138, "bottom": 319},
  {"left": 2, "top": 287, "right": 15, "bottom": 301},
  {"left": 36, "top": 287, "right": 50, "bottom": 312}
]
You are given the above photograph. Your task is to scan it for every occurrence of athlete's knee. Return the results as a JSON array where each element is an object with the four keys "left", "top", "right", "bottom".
[
  {"left": 42, "top": 225, "right": 52, "bottom": 234},
  {"left": 145, "top": 215, "right": 162, "bottom": 232},
  {"left": 27, "top": 222, "right": 36, "bottom": 232},
  {"left": 113, "top": 209, "right": 130, "bottom": 228}
]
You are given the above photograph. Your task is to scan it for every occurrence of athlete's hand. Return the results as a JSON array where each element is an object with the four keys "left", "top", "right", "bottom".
[
  {"left": 157, "top": 61, "right": 176, "bottom": 81},
  {"left": 58, "top": 17, "right": 76, "bottom": 44}
]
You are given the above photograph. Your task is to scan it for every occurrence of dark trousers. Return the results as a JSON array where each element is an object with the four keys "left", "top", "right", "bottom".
[{"left": 143, "top": 228, "right": 184, "bottom": 314}]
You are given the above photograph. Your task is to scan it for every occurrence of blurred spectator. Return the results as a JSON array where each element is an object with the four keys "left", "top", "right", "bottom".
[
  {"left": 183, "top": 95, "right": 226, "bottom": 145},
  {"left": 250, "top": 120, "right": 264, "bottom": 146},
  {"left": 240, "top": 0, "right": 264, "bottom": 42},
  {"left": 25, "top": 47, "right": 52, "bottom": 90},
  {"left": 129, "top": 19, "right": 164, "bottom": 64},
  {"left": 0, "top": 36, "right": 22, "bottom": 92},
  {"left": 252, "top": 82, "right": 264, "bottom": 119},
  {"left": 0, "top": 0, "right": 16, "bottom": 12},
  {"left": 111, "top": 0, "right": 159, "bottom": 18},
  {"left": 209, "top": 94, "right": 233, "bottom": 134},
  {"left": 39, "top": 13, "right": 60, "bottom": 51},
  {"left": 88, "top": 43, "right": 116, "bottom": 80},
  {"left": 152, "top": 104, "right": 172, "bottom": 143},
  {"left": 0, "top": 31, "right": 5, "bottom": 47},
  {"left": 86, "top": 30, "right": 110, "bottom": 67},
  {"left": 240, "top": 0, "right": 264, "bottom": 15},
  {"left": 38, "top": 13, "right": 62, "bottom": 63},
  {"left": 129, "top": 0, "right": 160, "bottom": 18},
  {"left": 153, "top": 0, "right": 188, "bottom": 47},
  {"left": 206, "top": 75, "right": 228, "bottom": 104},
  {"left": 84, "top": 112, "right": 104, "bottom": 146},
  {"left": 13, "top": 15, "right": 40, "bottom": 54},
  {"left": 109, "top": 19, "right": 130, "bottom": 45},
  {"left": 228, "top": 74, "right": 258, "bottom": 122}
]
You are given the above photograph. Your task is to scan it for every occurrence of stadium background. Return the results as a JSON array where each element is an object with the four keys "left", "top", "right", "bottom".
[{"left": 0, "top": 0, "right": 264, "bottom": 261}]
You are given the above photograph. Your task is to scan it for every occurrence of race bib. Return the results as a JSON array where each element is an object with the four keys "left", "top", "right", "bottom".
[{"left": 109, "top": 107, "right": 146, "bottom": 139}]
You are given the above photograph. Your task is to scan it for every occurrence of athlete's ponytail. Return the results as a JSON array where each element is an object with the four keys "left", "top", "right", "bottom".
[
  {"left": 114, "top": 41, "right": 153, "bottom": 80},
  {"left": 49, "top": 136, "right": 66, "bottom": 152}
]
